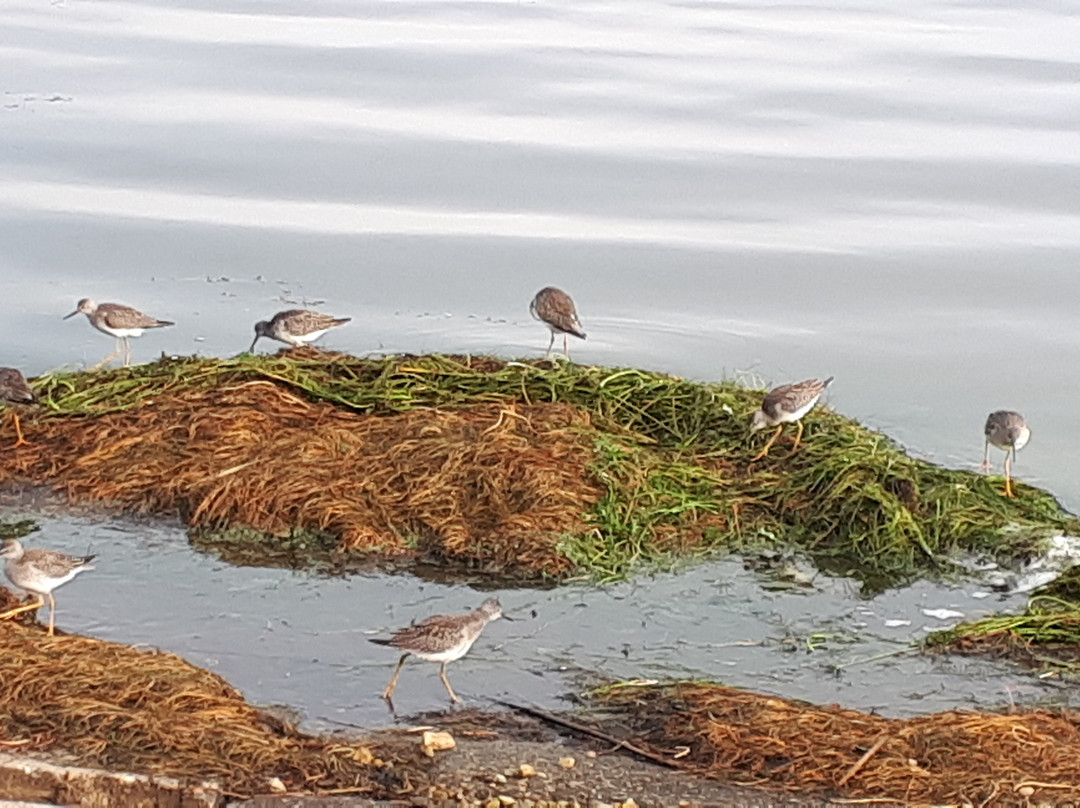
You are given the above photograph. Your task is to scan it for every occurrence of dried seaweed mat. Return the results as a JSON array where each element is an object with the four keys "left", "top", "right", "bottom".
[
  {"left": 592, "top": 682, "right": 1080, "bottom": 807},
  {"left": 0, "top": 621, "right": 399, "bottom": 798},
  {"left": 0, "top": 381, "right": 604, "bottom": 576}
]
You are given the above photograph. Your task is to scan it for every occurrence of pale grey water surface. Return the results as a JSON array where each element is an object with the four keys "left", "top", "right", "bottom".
[{"left": 3, "top": 0, "right": 1080, "bottom": 727}]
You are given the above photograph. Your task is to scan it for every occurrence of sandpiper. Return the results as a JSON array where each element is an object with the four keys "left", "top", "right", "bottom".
[
  {"left": 248, "top": 309, "right": 351, "bottom": 353},
  {"left": 530, "top": 287, "right": 586, "bottom": 359},
  {"left": 750, "top": 376, "right": 834, "bottom": 461},
  {"left": 0, "top": 539, "right": 95, "bottom": 636},
  {"left": 981, "top": 410, "right": 1030, "bottom": 498},
  {"left": 370, "top": 597, "right": 505, "bottom": 704},
  {"left": 64, "top": 298, "right": 174, "bottom": 369},
  {"left": 0, "top": 367, "right": 35, "bottom": 447}
]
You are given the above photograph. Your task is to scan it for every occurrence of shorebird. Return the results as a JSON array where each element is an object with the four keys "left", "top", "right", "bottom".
[
  {"left": 63, "top": 298, "right": 174, "bottom": 369},
  {"left": 248, "top": 309, "right": 351, "bottom": 353},
  {"left": 0, "top": 539, "right": 95, "bottom": 636},
  {"left": 750, "top": 377, "right": 834, "bottom": 461},
  {"left": 981, "top": 410, "right": 1030, "bottom": 498},
  {"left": 530, "top": 287, "right": 586, "bottom": 359},
  {"left": 370, "top": 597, "right": 506, "bottom": 704},
  {"left": 0, "top": 367, "right": 35, "bottom": 447}
]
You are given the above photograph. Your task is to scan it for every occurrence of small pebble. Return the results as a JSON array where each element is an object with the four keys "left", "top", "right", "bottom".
[
  {"left": 519, "top": 763, "right": 537, "bottom": 778},
  {"left": 1017, "top": 786, "right": 1035, "bottom": 797},
  {"left": 499, "top": 796, "right": 517, "bottom": 806},
  {"left": 623, "top": 800, "right": 639, "bottom": 808},
  {"left": 558, "top": 756, "right": 576, "bottom": 769},
  {"left": 492, "top": 773, "right": 508, "bottom": 784},
  {"left": 585, "top": 750, "right": 597, "bottom": 759}
]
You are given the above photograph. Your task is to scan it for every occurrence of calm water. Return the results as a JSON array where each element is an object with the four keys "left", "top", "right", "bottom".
[{"left": 3, "top": 0, "right": 1080, "bottom": 726}]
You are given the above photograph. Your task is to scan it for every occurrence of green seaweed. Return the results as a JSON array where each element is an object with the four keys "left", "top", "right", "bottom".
[
  {"left": 0, "top": 518, "right": 38, "bottom": 541},
  {"left": 21, "top": 353, "right": 1080, "bottom": 586},
  {"left": 925, "top": 568, "right": 1080, "bottom": 675}
]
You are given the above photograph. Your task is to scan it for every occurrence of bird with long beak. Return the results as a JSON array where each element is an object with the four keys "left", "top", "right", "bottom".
[{"left": 64, "top": 298, "right": 174, "bottom": 368}]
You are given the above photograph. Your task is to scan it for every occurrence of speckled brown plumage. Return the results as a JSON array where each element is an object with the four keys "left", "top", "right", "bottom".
[
  {"left": 530, "top": 287, "right": 586, "bottom": 359},
  {"left": 370, "top": 598, "right": 504, "bottom": 704},
  {"left": 249, "top": 309, "right": 351, "bottom": 352},
  {"left": 0, "top": 368, "right": 34, "bottom": 405},
  {"left": 758, "top": 377, "right": 833, "bottom": 425}
]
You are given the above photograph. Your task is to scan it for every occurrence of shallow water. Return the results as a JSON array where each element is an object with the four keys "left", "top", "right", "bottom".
[
  {"left": 3, "top": 0, "right": 1080, "bottom": 726},
  {"left": 2, "top": 510, "right": 1068, "bottom": 729}
]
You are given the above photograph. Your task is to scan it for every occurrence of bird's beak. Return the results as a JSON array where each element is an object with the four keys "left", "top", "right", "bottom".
[
  {"left": 63, "top": 309, "right": 79, "bottom": 320},
  {"left": 248, "top": 336, "right": 259, "bottom": 353},
  {"left": 501, "top": 614, "right": 516, "bottom": 621}
]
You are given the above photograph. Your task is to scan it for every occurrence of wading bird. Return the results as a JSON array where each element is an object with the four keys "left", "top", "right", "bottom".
[
  {"left": 0, "top": 539, "right": 95, "bottom": 636},
  {"left": 370, "top": 598, "right": 506, "bottom": 704},
  {"left": 750, "top": 377, "right": 834, "bottom": 461},
  {"left": 981, "top": 410, "right": 1030, "bottom": 498},
  {"left": 248, "top": 309, "right": 351, "bottom": 353},
  {"left": 64, "top": 299, "right": 174, "bottom": 369},
  {"left": 530, "top": 287, "right": 586, "bottom": 360}
]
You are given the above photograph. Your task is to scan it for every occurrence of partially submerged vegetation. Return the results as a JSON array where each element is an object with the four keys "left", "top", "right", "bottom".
[
  {"left": 0, "top": 351, "right": 1075, "bottom": 585},
  {"left": 588, "top": 680, "right": 1080, "bottom": 807},
  {"left": 927, "top": 566, "right": 1080, "bottom": 676}
]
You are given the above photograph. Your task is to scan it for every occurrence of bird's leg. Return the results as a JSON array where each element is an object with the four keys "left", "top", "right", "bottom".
[
  {"left": 123, "top": 337, "right": 132, "bottom": 367},
  {"left": 439, "top": 661, "right": 460, "bottom": 704},
  {"left": 563, "top": 334, "right": 570, "bottom": 360},
  {"left": 0, "top": 594, "right": 44, "bottom": 622},
  {"left": 979, "top": 439, "right": 993, "bottom": 471},
  {"left": 1002, "top": 454, "right": 1016, "bottom": 498},
  {"left": 545, "top": 332, "right": 555, "bottom": 359},
  {"left": 752, "top": 425, "right": 784, "bottom": 461},
  {"left": 11, "top": 411, "right": 29, "bottom": 448},
  {"left": 47, "top": 592, "right": 56, "bottom": 636},
  {"left": 790, "top": 420, "right": 806, "bottom": 451},
  {"left": 381, "top": 654, "right": 408, "bottom": 701},
  {"left": 90, "top": 346, "right": 122, "bottom": 371}
]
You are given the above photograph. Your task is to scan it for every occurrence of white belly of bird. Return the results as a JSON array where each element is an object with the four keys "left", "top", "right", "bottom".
[
  {"left": 12, "top": 566, "right": 86, "bottom": 596},
  {"left": 414, "top": 636, "right": 476, "bottom": 664},
  {"left": 776, "top": 396, "right": 821, "bottom": 425},
  {"left": 993, "top": 428, "right": 1031, "bottom": 452},
  {"left": 285, "top": 328, "right": 328, "bottom": 346},
  {"left": 94, "top": 323, "right": 145, "bottom": 339}
]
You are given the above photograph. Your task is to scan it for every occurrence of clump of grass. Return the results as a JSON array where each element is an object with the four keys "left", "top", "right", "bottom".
[
  {"left": 926, "top": 568, "right": 1080, "bottom": 675},
  {"left": 6, "top": 352, "right": 1078, "bottom": 585}
]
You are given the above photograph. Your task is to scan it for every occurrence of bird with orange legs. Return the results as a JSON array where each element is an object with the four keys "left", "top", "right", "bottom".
[
  {"left": 750, "top": 377, "right": 833, "bottom": 461},
  {"left": 981, "top": 410, "right": 1030, "bottom": 498},
  {"left": 0, "top": 367, "right": 35, "bottom": 447}
]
